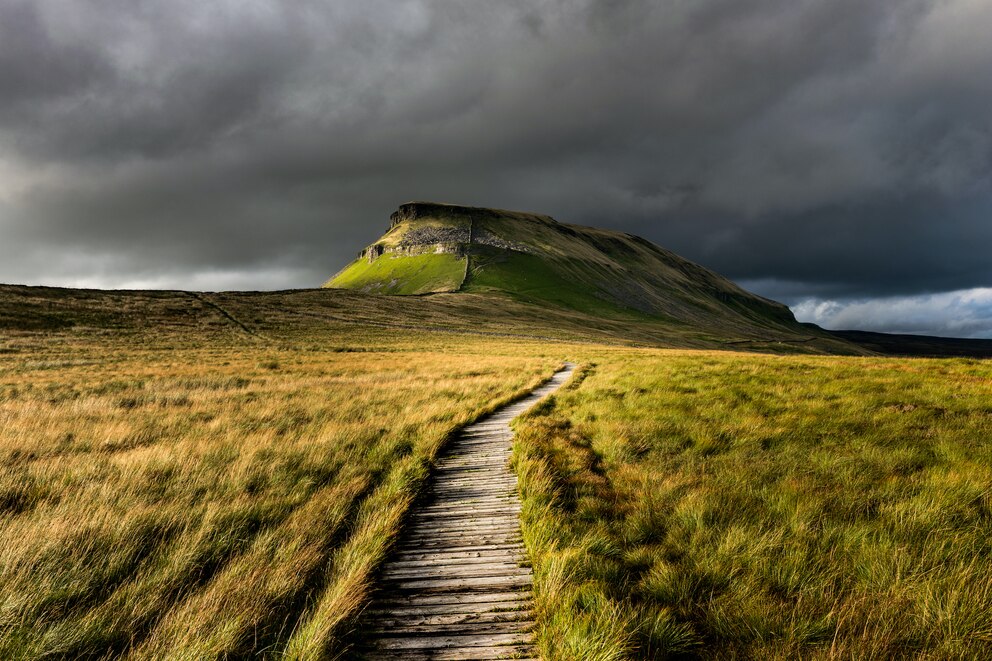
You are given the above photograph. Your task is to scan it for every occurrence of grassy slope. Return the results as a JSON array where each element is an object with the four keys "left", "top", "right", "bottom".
[
  {"left": 465, "top": 248, "right": 636, "bottom": 319},
  {"left": 325, "top": 252, "right": 465, "bottom": 295},
  {"left": 325, "top": 211, "right": 472, "bottom": 292},
  {"left": 514, "top": 352, "right": 992, "bottom": 659},
  {"left": 470, "top": 211, "right": 798, "bottom": 332}
]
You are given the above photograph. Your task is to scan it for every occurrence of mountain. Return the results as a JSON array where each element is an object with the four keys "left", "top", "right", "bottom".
[
  {"left": 327, "top": 201, "right": 810, "bottom": 337},
  {"left": 0, "top": 202, "right": 984, "bottom": 356}
]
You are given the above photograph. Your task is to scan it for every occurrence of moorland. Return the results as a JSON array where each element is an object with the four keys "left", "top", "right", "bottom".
[
  {"left": 2, "top": 202, "right": 991, "bottom": 659},
  {"left": 2, "top": 282, "right": 990, "bottom": 660}
]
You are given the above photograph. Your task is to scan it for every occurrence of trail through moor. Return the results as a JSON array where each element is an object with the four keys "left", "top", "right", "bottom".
[{"left": 359, "top": 364, "right": 576, "bottom": 660}]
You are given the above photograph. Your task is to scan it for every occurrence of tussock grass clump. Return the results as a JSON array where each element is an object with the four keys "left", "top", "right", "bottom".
[{"left": 515, "top": 353, "right": 992, "bottom": 659}]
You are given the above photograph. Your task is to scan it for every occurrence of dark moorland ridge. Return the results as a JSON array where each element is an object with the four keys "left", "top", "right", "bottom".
[
  {"left": 830, "top": 330, "right": 992, "bottom": 358},
  {"left": 1, "top": 202, "right": 989, "bottom": 357}
]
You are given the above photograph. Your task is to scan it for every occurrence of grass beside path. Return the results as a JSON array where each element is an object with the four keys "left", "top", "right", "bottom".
[
  {"left": 514, "top": 352, "right": 992, "bottom": 659},
  {"left": 0, "top": 333, "right": 557, "bottom": 658},
  {"left": 5, "top": 306, "right": 992, "bottom": 659}
]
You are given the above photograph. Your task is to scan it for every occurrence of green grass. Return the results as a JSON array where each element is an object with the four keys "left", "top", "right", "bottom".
[
  {"left": 514, "top": 352, "right": 992, "bottom": 659},
  {"left": 465, "top": 250, "right": 635, "bottom": 318},
  {"left": 325, "top": 252, "right": 465, "bottom": 294}
]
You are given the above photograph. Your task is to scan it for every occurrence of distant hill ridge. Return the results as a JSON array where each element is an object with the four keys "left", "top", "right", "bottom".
[
  {"left": 326, "top": 201, "right": 801, "bottom": 334},
  {"left": 0, "top": 200, "right": 986, "bottom": 356}
]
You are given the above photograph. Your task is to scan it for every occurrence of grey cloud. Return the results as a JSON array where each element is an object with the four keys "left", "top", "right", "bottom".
[
  {"left": 0, "top": 1, "right": 111, "bottom": 112},
  {"left": 0, "top": 0, "right": 990, "bottom": 338},
  {"left": 793, "top": 288, "right": 992, "bottom": 339}
]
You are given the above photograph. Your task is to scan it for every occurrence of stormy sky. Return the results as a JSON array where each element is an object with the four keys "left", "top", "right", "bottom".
[{"left": 1, "top": 0, "right": 990, "bottom": 337}]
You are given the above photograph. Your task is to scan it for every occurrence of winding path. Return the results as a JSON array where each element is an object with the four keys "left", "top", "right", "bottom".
[{"left": 360, "top": 364, "right": 575, "bottom": 660}]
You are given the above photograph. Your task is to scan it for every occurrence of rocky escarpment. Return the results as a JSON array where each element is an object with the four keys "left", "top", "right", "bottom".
[
  {"left": 359, "top": 202, "right": 536, "bottom": 262},
  {"left": 474, "top": 228, "right": 533, "bottom": 254},
  {"left": 389, "top": 201, "right": 522, "bottom": 229},
  {"left": 361, "top": 244, "right": 385, "bottom": 263},
  {"left": 399, "top": 226, "right": 470, "bottom": 247}
]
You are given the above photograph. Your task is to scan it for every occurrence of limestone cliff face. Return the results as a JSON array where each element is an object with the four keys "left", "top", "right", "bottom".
[
  {"left": 367, "top": 202, "right": 534, "bottom": 260},
  {"left": 362, "top": 244, "right": 384, "bottom": 263},
  {"left": 389, "top": 201, "right": 507, "bottom": 229},
  {"left": 399, "top": 225, "right": 471, "bottom": 246}
]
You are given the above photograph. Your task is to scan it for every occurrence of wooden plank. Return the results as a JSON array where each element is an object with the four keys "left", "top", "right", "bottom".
[
  {"left": 406, "top": 520, "right": 521, "bottom": 530},
  {"left": 398, "top": 539, "right": 524, "bottom": 551},
  {"left": 412, "top": 504, "right": 521, "bottom": 515},
  {"left": 369, "top": 590, "right": 532, "bottom": 608},
  {"left": 389, "top": 555, "right": 527, "bottom": 569},
  {"left": 410, "top": 511, "right": 520, "bottom": 522},
  {"left": 401, "top": 532, "right": 521, "bottom": 539},
  {"left": 373, "top": 632, "right": 533, "bottom": 650},
  {"left": 401, "top": 531, "right": 522, "bottom": 543},
  {"left": 425, "top": 495, "right": 516, "bottom": 503},
  {"left": 413, "top": 506, "right": 521, "bottom": 517},
  {"left": 409, "top": 512, "right": 522, "bottom": 524},
  {"left": 380, "top": 574, "right": 532, "bottom": 592},
  {"left": 381, "top": 559, "right": 528, "bottom": 574},
  {"left": 392, "top": 543, "right": 526, "bottom": 555},
  {"left": 401, "top": 531, "right": 523, "bottom": 543},
  {"left": 366, "top": 611, "right": 532, "bottom": 625},
  {"left": 404, "top": 521, "right": 521, "bottom": 533},
  {"left": 431, "top": 475, "right": 512, "bottom": 482},
  {"left": 370, "top": 618, "right": 533, "bottom": 635},
  {"left": 426, "top": 483, "right": 516, "bottom": 492},
  {"left": 367, "top": 649, "right": 535, "bottom": 660},
  {"left": 365, "top": 600, "right": 530, "bottom": 618},
  {"left": 387, "top": 554, "right": 528, "bottom": 569},
  {"left": 387, "top": 551, "right": 528, "bottom": 565},
  {"left": 382, "top": 564, "right": 530, "bottom": 581},
  {"left": 406, "top": 515, "right": 521, "bottom": 527}
]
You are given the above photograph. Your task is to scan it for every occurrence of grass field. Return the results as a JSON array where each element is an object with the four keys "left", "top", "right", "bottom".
[
  {"left": 2, "top": 286, "right": 991, "bottom": 658},
  {"left": 514, "top": 352, "right": 992, "bottom": 659},
  {"left": 0, "top": 330, "right": 557, "bottom": 658}
]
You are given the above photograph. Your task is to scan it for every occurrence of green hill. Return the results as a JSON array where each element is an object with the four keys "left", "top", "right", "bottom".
[
  {"left": 0, "top": 202, "right": 886, "bottom": 354},
  {"left": 327, "top": 201, "right": 803, "bottom": 336}
]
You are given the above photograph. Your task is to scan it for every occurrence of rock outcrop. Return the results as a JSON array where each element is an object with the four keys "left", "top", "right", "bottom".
[{"left": 399, "top": 226, "right": 471, "bottom": 247}]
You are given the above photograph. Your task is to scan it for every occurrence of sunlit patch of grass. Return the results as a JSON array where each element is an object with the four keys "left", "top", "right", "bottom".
[
  {"left": 515, "top": 352, "right": 992, "bottom": 659},
  {"left": 0, "top": 333, "right": 558, "bottom": 658}
]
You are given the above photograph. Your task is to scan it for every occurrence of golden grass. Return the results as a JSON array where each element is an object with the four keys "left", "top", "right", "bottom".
[
  {"left": 0, "top": 334, "right": 558, "bottom": 658},
  {"left": 4, "top": 317, "right": 991, "bottom": 660}
]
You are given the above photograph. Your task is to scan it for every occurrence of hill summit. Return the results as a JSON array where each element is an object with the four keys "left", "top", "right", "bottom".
[{"left": 326, "top": 201, "right": 805, "bottom": 334}]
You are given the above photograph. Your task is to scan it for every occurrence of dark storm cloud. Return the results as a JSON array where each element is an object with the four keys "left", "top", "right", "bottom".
[{"left": 1, "top": 0, "right": 990, "bottom": 333}]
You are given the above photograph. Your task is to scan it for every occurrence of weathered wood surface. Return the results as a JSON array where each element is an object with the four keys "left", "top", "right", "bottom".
[{"left": 359, "top": 364, "right": 575, "bottom": 660}]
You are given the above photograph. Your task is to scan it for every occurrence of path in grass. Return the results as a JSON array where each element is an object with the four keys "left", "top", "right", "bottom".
[{"left": 359, "top": 364, "right": 575, "bottom": 660}]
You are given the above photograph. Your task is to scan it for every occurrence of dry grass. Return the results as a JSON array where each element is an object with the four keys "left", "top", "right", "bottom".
[
  {"left": 515, "top": 351, "right": 992, "bottom": 659},
  {"left": 4, "top": 294, "right": 991, "bottom": 660},
  {"left": 0, "top": 333, "right": 557, "bottom": 658}
]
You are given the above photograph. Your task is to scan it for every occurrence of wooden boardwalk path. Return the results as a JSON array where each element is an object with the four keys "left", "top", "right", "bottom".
[{"left": 359, "top": 364, "right": 575, "bottom": 660}]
